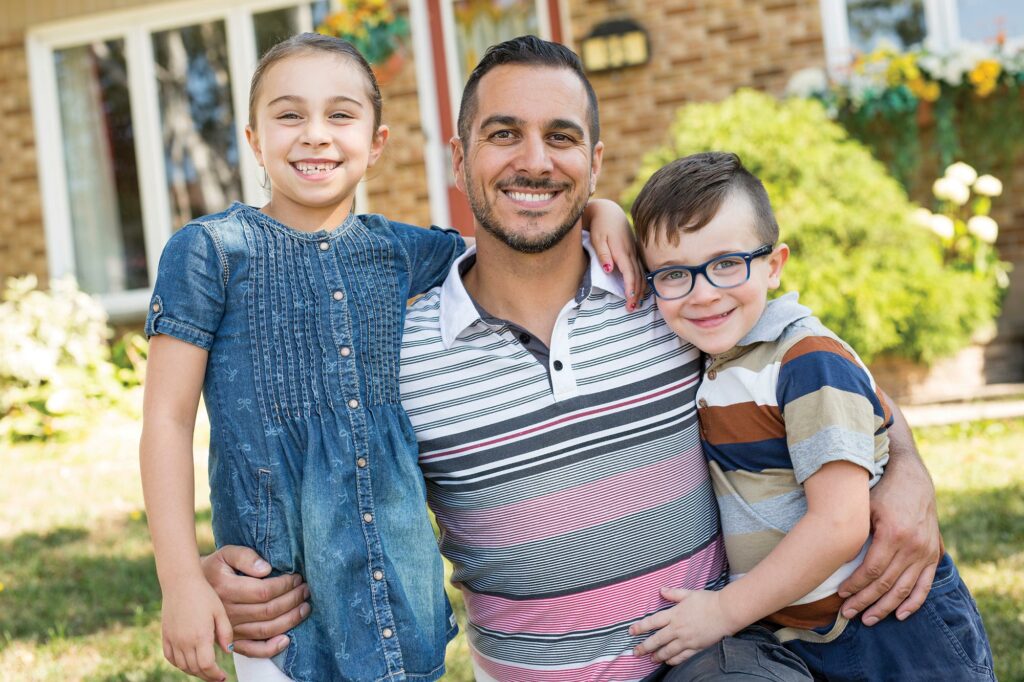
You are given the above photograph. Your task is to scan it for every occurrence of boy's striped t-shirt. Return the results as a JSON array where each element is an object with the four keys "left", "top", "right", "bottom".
[{"left": 400, "top": 246, "right": 726, "bottom": 681}]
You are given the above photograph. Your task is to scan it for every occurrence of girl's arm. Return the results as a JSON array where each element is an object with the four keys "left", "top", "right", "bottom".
[
  {"left": 582, "top": 198, "right": 644, "bottom": 311},
  {"left": 140, "top": 335, "right": 232, "bottom": 682},
  {"left": 630, "top": 460, "right": 870, "bottom": 664}
]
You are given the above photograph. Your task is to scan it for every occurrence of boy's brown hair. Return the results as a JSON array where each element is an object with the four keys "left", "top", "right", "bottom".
[{"left": 631, "top": 151, "right": 779, "bottom": 247}]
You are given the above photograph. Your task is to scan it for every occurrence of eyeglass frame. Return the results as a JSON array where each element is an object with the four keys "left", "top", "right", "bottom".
[{"left": 645, "top": 243, "right": 776, "bottom": 300}]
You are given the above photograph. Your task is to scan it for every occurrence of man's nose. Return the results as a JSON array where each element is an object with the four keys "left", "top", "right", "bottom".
[{"left": 513, "top": 134, "right": 554, "bottom": 176}]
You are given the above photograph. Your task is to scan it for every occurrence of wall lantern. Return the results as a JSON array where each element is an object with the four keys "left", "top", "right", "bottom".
[{"left": 580, "top": 19, "right": 650, "bottom": 73}]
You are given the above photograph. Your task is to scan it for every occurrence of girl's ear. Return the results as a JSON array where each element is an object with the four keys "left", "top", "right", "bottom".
[
  {"left": 767, "top": 243, "right": 789, "bottom": 290},
  {"left": 245, "top": 125, "right": 264, "bottom": 167},
  {"left": 366, "top": 125, "right": 390, "bottom": 168}
]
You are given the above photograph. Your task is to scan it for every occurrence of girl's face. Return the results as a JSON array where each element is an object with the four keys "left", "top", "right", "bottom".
[{"left": 246, "top": 51, "right": 387, "bottom": 231}]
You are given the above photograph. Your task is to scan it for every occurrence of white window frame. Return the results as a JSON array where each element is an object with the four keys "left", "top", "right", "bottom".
[
  {"left": 26, "top": 0, "right": 373, "bottom": 320},
  {"left": 820, "top": 0, "right": 990, "bottom": 76}
]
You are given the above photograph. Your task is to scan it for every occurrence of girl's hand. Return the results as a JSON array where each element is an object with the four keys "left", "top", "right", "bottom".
[
  {"left": 161, "top": 578, "right": 234, "bottom": 682},
  {"left": 628, "top": 588, "right": 738, "bottom": 665},
  {"left": 584, "top": 198, "right": 645, "bottom": 311}
]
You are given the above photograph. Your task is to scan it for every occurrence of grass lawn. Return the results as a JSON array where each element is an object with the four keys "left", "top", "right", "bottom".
[{"left": 1, "top": 412, "right": 1021, "bottom": 680}]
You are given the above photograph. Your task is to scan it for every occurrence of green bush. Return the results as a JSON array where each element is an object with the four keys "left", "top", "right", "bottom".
[
  {"left": 622, "top": 89, "right": 999, "bottom": 363},
  {"left": 0, "top": 275, "right": 145, "bottom": 442}
]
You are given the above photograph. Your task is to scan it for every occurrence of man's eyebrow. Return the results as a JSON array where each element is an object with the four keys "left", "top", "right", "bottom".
[
  {"left": 478, "top": 115, "right": 585, "bottom": 139},
  {"left": 549, "top": 118, "right": 585, "bottom": 138},
  {"left": 479, "top": 114, "right": 523, "bottom": 129},
  {"left": 266, "top": 94, "right": 364, "bottom": 107}
]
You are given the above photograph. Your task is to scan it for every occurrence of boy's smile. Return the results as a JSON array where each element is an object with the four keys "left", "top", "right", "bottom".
[{"left": 642, "top": 191, "right": 788, "bottom": 356}]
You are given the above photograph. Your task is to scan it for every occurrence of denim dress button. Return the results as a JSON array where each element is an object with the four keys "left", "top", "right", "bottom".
[
  {"left": 363, "top": 513, "right": 373, "bottom": 523},
  {"left": 319, "top": 241, "right": 330, "bottom": 251},
  {"left": 348, "top": 399, "right": 359, "bottom": 409},
  {"left": 356, "top": 457, "right": 367, "bottom": 468},
  {"left": 340, "top": 346, "right": 352, "bottom": 357},
  {"left": 382, "top": 628, "right": 394, "bottom": 639},
  {"left": 333, "top": 290, "right": 344, "bottom": 300},
  {"left": 373, "top": 570, "right": 384, "bottom": 580}
]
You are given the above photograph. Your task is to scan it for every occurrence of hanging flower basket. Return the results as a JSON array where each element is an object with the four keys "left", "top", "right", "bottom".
[{"left": 316, "top": 0, "right": 409, "bottom": 83}]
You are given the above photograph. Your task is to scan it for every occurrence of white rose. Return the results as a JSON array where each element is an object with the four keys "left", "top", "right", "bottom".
[
  {"left": 928, "top": 214, "right": 955, "bottom": 240},
  {"left": 933, "top": 177, "right": 970, "bottom": 206},
  {"left": 973, "top": 174, "right": 1003, "bottom": 197},
  {"left": 911, "top": 207, "right": 934, "bottom": 228},
  {"left": 967, "top": 215, "right": 999, "bottom": 243},
  {"left": 945, "top": 161, "right": 978, "bottom": 186},
  {"left": 785, "top": 67, "right": 828, "bottom": 98}
]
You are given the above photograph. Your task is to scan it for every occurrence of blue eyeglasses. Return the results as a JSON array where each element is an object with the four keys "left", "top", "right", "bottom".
[{"left": 645, "top": 244, "right": 775, "bottom": 300}]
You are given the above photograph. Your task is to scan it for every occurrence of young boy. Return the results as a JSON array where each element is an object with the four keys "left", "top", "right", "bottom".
[{"left": 627, "top": 152, "right": 995, "bottom": 680}]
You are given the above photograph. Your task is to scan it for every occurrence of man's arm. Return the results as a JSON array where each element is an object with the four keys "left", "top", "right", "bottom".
[
  {"left": 837, "top": 391, "right": 942, "bottom": 625},
  {"left": 201, "top": 546, "right": 310, "bottom": 657}
]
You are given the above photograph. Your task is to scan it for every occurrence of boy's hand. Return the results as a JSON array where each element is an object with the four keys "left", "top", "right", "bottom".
[
  {"left": 628, "top": 588, "right": 737, "bottom": 665},
  {"left": 161, "top": 578, "right": 233, "bottom": 682},
  {"left": 584, "top": 198, "right": 645, "bottom": 311}
]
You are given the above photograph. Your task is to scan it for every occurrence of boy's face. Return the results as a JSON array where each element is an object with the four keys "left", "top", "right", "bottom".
[{"left": 642, "top": 191, "right": 788, "bottom": 356}]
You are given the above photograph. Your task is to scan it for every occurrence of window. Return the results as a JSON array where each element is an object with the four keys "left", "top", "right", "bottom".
[
  {"left": 821, "top": 0, "right": 1024, "bottom": 74},
  {"left": 28, "top": 0, "right": 341, "bottom": 319}
]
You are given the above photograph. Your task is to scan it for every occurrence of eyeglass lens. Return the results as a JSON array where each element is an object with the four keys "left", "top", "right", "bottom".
[{"left": 653, "top": 254, "right": 750, "bottom": 298}]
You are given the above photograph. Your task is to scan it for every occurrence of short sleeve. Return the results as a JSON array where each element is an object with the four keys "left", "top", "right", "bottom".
[
  {"left": 390, "top": 220, "right": 466, "bottom": 295},
  {"left": 145, "top": 223, "right": 226, "bottom": 351},
  {"left": 776, "top": 336, "right": 887, "bottom": 483}
]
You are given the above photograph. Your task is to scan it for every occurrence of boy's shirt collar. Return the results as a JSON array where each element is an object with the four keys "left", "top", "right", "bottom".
[{"left": 438, "top": 233, "right": 625, "bottom": 348}]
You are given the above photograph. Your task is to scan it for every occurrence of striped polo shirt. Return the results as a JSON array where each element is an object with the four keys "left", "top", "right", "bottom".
[
  {"left": 698, "top": 293, "right": 891, "bottom": 615},
  {"left": 400, "top": 239, "right": 726, "bottom": 681}
]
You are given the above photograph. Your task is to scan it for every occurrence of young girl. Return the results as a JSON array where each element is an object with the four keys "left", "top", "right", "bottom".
[{"left": 139, "top": 33, "right": 639, "bottom": 682}]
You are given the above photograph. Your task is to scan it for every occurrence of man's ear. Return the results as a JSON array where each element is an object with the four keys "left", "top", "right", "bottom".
[
  {"left": 589, "top": 140, "right": 604, "bottom": 195},
  {"left": 451, "top": 136, "right": 467, "bottom": 193},
  {"left": 767, "top": 243, "right": 790, "bottom": 289},
  {"left": 245, "top": 125, "right": 264, "bottom": 167}
]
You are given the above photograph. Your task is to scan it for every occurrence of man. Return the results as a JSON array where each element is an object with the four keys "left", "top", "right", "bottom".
[{"left": 204, "top": 37, "right": 942, "bottom": 681}]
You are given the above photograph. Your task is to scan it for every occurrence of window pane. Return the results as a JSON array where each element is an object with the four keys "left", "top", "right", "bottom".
[
  {"left": 846, "top": 0, "right": 926, "bottom": 53},
  {"left": 451, "top": 0, "right": 539, "bottom": 85},
  {"left": 254, "top": 7, "right": 300, "bottom": 57},
  {"left": 957, "top": 0, "right": 1024, "bottom": 42},
  {"left": 153, "top": 21, "right": 242, "bottom": 229},
  {"left": 54, "top": 40, "right": 147, "bottom": 295},
  {"left": 311, "top": 0, "right": 333, "bottom": 30}
]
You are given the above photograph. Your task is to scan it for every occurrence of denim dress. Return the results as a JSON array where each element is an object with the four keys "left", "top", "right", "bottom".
[{"left": 145, "top": 203, "right": 464, "bottom": 681}]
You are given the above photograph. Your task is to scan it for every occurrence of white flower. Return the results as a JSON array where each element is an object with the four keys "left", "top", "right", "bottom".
[
  {"left": 967, "top": 215, "right": 999, "bottom": 243},
  {"left": 973, "top": 174, "right": 1003, "bottom": 197},
  {"left": 933, "top": 177, "right": 970, "bottom": 206},
  {"left": 911, "top": 207, "right": 934, "bottom": 229},
  {"left": 785, "top": 67, "right": 828, "bottom": 98},
  {"left": 944, "top": 161, "right": 978, "bottom": 186},
  {"left": 928, "top": 214, "right": 955, "bottom": 240}
]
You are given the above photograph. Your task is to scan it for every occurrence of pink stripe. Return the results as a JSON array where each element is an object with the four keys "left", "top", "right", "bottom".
[
  {"left": 464, "top": 538, "right": 726, "bottom": 634},
  {"left": 421, "top": 375, "right": 698, "bottom": 461},
  {"left": 438, "top": 443, "right": 707, "bottom": 547},
  {"left": 474, "top": 650, "right": 658, "bottom": 682}
]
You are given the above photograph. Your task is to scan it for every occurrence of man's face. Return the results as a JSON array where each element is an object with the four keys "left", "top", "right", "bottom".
[{"left": 452, "top": 64, "right": 603, "bottom": 253}]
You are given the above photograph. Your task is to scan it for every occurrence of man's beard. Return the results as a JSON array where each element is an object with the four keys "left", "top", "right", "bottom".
[{"left": 465, "top": 173, "right": 588, "bottom": 254}]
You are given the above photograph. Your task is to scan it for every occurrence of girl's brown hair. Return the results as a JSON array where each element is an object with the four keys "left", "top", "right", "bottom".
[{"left": 247, "top": 32, "right": 383, "bottom": 131}]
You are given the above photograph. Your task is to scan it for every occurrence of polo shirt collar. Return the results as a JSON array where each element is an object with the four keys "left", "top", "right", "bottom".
[{"left": 439, "top": 233, "right": 625, "bottom": 348}]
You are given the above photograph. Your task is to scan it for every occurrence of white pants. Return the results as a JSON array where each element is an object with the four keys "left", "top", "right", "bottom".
[{"left": 233, "top": 653, "right": 294, "bottom": 681}]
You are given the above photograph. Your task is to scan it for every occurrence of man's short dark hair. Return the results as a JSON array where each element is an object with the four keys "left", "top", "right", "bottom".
[
  {"left": 631, "top": 152, "right": 779, "bottom": 247},
  {"left": 457, "top": 35, "right": 600, "bottom": 147}
]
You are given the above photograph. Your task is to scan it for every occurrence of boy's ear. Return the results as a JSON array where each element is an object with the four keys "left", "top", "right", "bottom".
[{"left": 767, "top": 243, "right": 789, "bottom": 290}]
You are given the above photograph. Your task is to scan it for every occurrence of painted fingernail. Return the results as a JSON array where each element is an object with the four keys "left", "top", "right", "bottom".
[
  {"left": 227, "top": 643, "right": 234, "bottom": 652},
  {"left": 603, "top": 263, "right": 612, "bottom": 272},
  {"left": 863, "top": 615, "right": 879, "bottom": 626}
]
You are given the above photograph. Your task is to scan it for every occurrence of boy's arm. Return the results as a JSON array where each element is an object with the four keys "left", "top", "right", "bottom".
[
  {"left": 838, "top": 391, "right": 941, "bottom": 625},
  {"left": 141, "top": 335, "right": 232, "bottom": 681},
  {"left": 631, "top": 461, "right": 870, "bottom": 663},
  {"left": 582, "top": 198, "right": 644, "bottom": 311}
]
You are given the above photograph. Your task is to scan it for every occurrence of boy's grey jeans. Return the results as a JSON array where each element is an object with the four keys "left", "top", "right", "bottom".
[{"left": 641, "top": 626, "right": 813, "bottom": 681}]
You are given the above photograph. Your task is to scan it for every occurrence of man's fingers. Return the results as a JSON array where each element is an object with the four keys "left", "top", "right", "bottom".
[
  {"left": 896, "top": 559, "right": 937, "bottom": 621},
  {"left": 837, "top": 538, "right": 897, "bottom": 599},
  {"left": 858, "top": 558, "right": 937, "bottom": 625},
  {"left": 230, "top": 635, "right": 291, "bottom": 659},
  {"left": 232, "top": 601, "right": 311, "bottom": 641},
  {"left": 225, "top": 581, "right": 308, "bottom": 625},
  {"left": 218, "top": 572, "right": 301, "bottom": 607},
  {"left": 217, "top": 545, "right": 273, "bottom": 577}
]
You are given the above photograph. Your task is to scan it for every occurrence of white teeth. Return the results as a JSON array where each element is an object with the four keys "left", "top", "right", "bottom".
[
  {"left": 294, "top": 162, "right": 338, "bottom": 174},
  {"left": 507, "top": 191, "right": 553, "bottom": 202}
]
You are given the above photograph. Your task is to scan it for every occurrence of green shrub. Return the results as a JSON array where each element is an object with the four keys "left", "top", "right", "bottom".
[
  {"left": 622, "top": 89, "right": 999, "bottom": 363},
  {"left": 0, "top": 275, "right": 144, "bottom": 442}
]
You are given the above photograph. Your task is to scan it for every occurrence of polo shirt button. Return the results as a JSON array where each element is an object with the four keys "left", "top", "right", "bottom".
[
  {"left": 698, "top": 398, "right": 708, "bottom": 409},
  {"left": 518, "top": 333, "right": 531, "bottom": 344},
  {"left": 333, "top": 290, "right": 344, "bottom": 300},
  {"left": 340, "top": 346, "right": 352, "bottom": 357},
  {"left": 363, "top": 512, "right": 373, "bottom": 523},
  {"left": 553, "top": 360, "right": 564, "bottom": 371},
  {"left": 348, "top": 399, "right": 359, "bottom": 409},
  {"left": 373, "top": 570, "right": 384, "bottom": 581},
  {"left": 319, "top": 241, "right": 330, "bottom": 251},
  {"left": 382, "top": 627, "right": 394, "bottom": 639},
  {"left": 356, "top": 457, "right": 367, "bottom": 468},
  {"left": 707, "top": 369, "right": 717, "bottom": 380}
]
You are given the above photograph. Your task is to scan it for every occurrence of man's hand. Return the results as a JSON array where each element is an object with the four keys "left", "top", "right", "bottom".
[
  {"left": 201, "top": 546, "right": 311, "bottom": 658},
  {"left": 838, "top": 397, "right": 941, "bottom": 625}
]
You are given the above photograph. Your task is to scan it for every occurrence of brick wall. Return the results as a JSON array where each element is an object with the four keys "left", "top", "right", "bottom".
[{"left": 0, "top": 38, "right": 46, "bottom": 284}]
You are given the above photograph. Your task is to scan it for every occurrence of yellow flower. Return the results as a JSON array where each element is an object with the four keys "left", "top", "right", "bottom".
[
  {"left": 969, "top": 59, "right": 1001, "bottom": 97},
  {"left": 130, "top": 510, "right": 143, "bottom": 521},
  {"left": 886, "top": 54, "right": 920, "bottom": 87},
  {"left": 0, "top": 581, "right": 5, "bottom": 592},
  {"left": 908, "top": 77, "right": 940, "bottom": 102}
]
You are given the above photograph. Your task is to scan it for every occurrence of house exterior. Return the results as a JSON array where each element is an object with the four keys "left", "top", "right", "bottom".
[{"left": 2, "top": 0, "right": 1022, "bottom": 382}]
